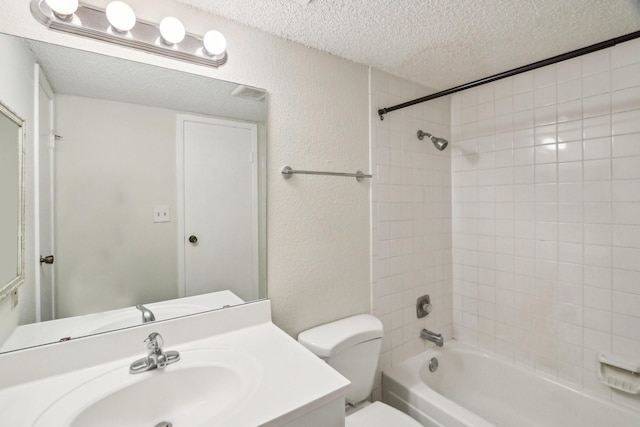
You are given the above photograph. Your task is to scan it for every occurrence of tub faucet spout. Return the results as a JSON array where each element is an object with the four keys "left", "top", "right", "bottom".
[
  {"left": 136, "top": 304, "right": 156, "bottom": 323},
  {"left": 420, "top": 328, "right": 444, "bottom": 347}
]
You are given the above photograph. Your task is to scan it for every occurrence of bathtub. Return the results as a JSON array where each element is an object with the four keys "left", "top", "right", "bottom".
[{"left": 382, "top": 341, "right": 640, "bottom": 427}]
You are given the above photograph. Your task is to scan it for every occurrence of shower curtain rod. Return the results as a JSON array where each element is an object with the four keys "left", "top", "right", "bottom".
[{"left": 377, "top": 29, "right": 640, "bottom": 120}]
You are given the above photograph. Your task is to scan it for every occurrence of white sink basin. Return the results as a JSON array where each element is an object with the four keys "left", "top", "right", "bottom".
[{"left": 33, "top": 348, "right": 261, "bottom": 427}]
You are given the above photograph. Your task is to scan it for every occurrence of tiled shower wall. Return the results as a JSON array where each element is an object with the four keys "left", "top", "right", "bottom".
[
  {"left": 370, "top": 68, "right": 453, "bottom": 398},
  {"left": 451, "top": 37, "right": 640, "bottom": 410}
]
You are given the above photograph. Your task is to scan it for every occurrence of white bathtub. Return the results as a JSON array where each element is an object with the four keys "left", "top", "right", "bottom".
[{"left": 382, "top": 341, "right": 640, "bottom": 427}]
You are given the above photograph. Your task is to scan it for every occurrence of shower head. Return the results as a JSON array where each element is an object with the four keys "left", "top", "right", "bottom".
[{"left": 417, "top": 130, "right": 448, "bottom": 151}]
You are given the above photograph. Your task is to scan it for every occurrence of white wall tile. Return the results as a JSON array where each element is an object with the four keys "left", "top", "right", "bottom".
[
  {"left": 583, "top": 116, "right": 611, "bottom": 139},
  {"left": 612, "top": 269, "right": 640, "bottom": 295},
  {"left": 584, "top": 224, "right": 611, "bottom": 245},
  {"left": 582, "top": 94, "right": 610, "bottom": 119},
  {"left": 612, "top": 86, "right": 640, "bottom": 114},
  {"left": 612, "top": 202, "right": 640, "bottom": 225},
  {"left": 557, "top": 100, "right": 583, "bottom": 123},
  {"left": 558, "top": 141, "right": 583, "bottom": 162},
  {"left": 558, "top": 162, "right": 582, "bottom": 182},
  {"left": 613, "top": 247, "right": 640, "bottom": 271},
  {"left": 583, "top": 72, "right": 611, "bottom": 97},
  {"left": 514, "top": 91, "right": 533, "bottom": 112},
  {"left": 557, "top": 120, "right": 582, "bottom": 143},
  {"left": 613, "top": 225, "right": 640, "bottom": 248},
  {"left": 583, "top": 137, "right": 611, "bottom": 160},
  {"left": 611, "top": 63, "right": 640, "bottom": 91},
  {"left": 558, "top": 203, "right": 583, "bottom": 223},
  {"left": 371, "top": 70, "right": 452, "bottom": 376},
  {"left": 513, "top": 72, "right": 534, "bottom": 94},
  {"left": 612, "top": 109, "right": 640, "bottom": 135},
  {"left": 613, "top": 291, "right": 640, "bottom": 317},
  {"left": 583, "top": 159, "right": 610, "bottom": 181},
  {"left": 557, "top": 58, "right": 582, "bottom": 82},
  {"left": 535, "top": 85, "right": 556, "bottom": 107},
  {"left": 613, "top": 314, "right": 640, "bottom": 341},
  {"left": 535, "top": 125, "right": 557, "bottom": 145},
  {"left": 451, "top": 44, "right": 640, "bottom": 412},
  {"left": 582, "top": 49, "right": 610, "bottom": 76},
  {"left": 494, "top": 79, "right": 514, "bottom": 99},
  {"left": 513, "top": 129, "right": 534, "bottom": 147},
  {"left": 611, "top": 38, "right": 640, "bottom": 69},
  {"left": 584, "top": 307, "right": 612, "bottom": 333},
  {"left": 535, "top": 65, "right": 556, "bottom": 87},
  {"left": 613, "top": 156, "right": 640, "bottom": 179},
  {"left": 557, "top": 79, "right": 582, "bottom": 103},
  {"left": 535, "top": 144, "right": 557, "bottom": 164},
  {"left": 613, "top": 180, "right": 640, "bottom": 202}
]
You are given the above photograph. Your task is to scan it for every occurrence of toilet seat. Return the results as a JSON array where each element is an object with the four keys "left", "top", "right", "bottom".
[{"left": 345, "top": 401, "right": 422, "bottom": 427}]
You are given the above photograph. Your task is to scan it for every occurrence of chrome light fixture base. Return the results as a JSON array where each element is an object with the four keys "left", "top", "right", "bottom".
[{"left": 30, "top": 0, "right": 228, "bottom": 68}]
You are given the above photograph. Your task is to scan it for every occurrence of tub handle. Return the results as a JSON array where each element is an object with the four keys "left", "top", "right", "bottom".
[{"left": 416, "top": 295, "right": 432, "bottom": 318}]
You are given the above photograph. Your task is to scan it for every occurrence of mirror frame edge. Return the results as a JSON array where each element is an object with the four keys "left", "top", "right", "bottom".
[{"left": 0, "top": 99, "right": 25, "bottom": 304}]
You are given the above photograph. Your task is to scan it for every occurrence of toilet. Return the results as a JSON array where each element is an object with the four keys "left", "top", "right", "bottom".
[{"left": 298, "top": 314, "right": 422, "bottom": 427}]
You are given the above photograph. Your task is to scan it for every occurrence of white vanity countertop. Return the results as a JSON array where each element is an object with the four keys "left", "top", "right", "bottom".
[
  {"left": 0, "top": 300, "right": 349, "bottom": 426},
  {"left": 0, "top": 290, "right": 245, "bottom": 352}
]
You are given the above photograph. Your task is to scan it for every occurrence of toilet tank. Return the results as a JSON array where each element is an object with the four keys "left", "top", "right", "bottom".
[{"left": 298, "top": 314, "right": 383, "bottom": 405}]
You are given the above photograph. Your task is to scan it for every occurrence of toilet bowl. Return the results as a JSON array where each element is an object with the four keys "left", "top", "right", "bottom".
[{"left": 298, "top": 314, "right": 422, "bottom": 427}]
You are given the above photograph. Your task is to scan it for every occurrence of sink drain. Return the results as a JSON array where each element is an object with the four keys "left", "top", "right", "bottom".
[{"left": 155, "top": 423, "right": 172, "bottom": 427}]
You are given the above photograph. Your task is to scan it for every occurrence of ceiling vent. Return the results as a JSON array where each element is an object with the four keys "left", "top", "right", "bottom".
[{"left": 231, "top": 85, "right": 266, "bottom": 101}]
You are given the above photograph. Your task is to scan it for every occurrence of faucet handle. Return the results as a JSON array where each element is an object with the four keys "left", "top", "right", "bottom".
[{"left": 145, "top": 332, "right": 164, "bottom": 351}]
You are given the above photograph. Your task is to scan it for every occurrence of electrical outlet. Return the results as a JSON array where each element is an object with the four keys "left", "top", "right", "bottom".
[{"left": 153, "top": 205, "right": 171, "bottom": 223}]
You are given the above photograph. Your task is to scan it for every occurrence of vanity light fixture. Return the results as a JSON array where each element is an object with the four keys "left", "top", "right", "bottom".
[
  {"left": 44, "top": 0, "right": 78, "bottom": 19},
  {"left": 203, "top": 30, "right": 227, "bottom": 60},
  {"left": 105, "top": 1, "right": 136, "bottom": 33},
  {"left": 159, "top": 16, "right": 186, "bottom": 45},
  {"left": 30, "top": 0, "right": 228, "bottom": 68}
]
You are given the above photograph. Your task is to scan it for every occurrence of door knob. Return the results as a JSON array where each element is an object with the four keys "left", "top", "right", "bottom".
[
  {"left": 40, "top": 255, "right": 54, "bottom": 265},
  {"left": 188, "top": 235, "right": 198, "bottom": 244}
]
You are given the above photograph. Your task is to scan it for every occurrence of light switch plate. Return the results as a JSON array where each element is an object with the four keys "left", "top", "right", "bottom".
[{"left": 153, "top": 205, "right": 171, "bottom": 223}]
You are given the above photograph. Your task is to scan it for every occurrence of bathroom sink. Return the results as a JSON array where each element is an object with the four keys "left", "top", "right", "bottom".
[{"left": 33, "top": 348, "right": 261, "bottom": 427}]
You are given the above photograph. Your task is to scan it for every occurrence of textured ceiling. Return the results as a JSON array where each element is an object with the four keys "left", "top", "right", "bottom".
[
  {"left": 22, "top": 38, "right": 266, "bottom": 122},
  {"left": 175, "top": 0, "right": 640, "bottom": 90}
]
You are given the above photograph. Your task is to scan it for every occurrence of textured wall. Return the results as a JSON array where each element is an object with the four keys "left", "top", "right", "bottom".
[
  {"left": 451, "top": 37, "right": 640, "bottom": 410},
  {"left": 0, "top": 0, "right": 370, "bottom": 339},
  {"left": 370, "top": 68, "right": 453, "bottom": 399}
]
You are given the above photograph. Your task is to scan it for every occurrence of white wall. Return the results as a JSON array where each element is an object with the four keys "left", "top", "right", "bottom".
[
  {"left": 451, "top": 37, "right": 640, "bottom": 410},
  {"left": 369, "top": 68, "right": 453, "bottom": 398},
  {"left": 54, "top": 95, "right": 178, "bottom": 318},
  {"left": 0, "top": 0, "right": 370, "bottom": 338},
  {"left": 0, "top": 33, "right": 36, "bottom": 339}
]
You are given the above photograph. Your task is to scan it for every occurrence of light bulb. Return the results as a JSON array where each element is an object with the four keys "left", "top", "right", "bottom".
[
  {"left": 159, "top": 16, "right": 185, "bottom": 45},
  {"left": 203, "top": 30, "right": 227, "bottom": 57},
  {"left": 106, "top": 1, "right": 136, "bottom": 33},
  {"left": 45, "top": 0, "right": 78, "bottom": 19}
]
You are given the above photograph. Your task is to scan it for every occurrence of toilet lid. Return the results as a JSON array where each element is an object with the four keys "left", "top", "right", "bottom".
[{"left": 346, "top": 402, "right": 422, "bottom": 427}]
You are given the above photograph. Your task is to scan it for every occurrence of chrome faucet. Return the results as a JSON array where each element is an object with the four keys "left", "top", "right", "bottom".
[
  {"left": 136, "top": 304, "right": 156, "bottom": 323},
  {"left": 420, "top": 328, "right": 444, "bottom": 347},
  {"left": 129, "top": 332, "right": 180, "bottom": 374}
]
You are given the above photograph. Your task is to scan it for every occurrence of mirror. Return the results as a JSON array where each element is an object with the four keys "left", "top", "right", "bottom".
[
  {"left": 0, "top": 99, "right": 24, "bottom": 305},
  {"left": 0, "top": 32, "right": 267, "bottom": 353}
]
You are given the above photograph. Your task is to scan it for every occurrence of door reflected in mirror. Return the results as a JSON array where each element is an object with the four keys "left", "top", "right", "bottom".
[{"left": 0, "top": 32, "right": 267, "bottom": 353}]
